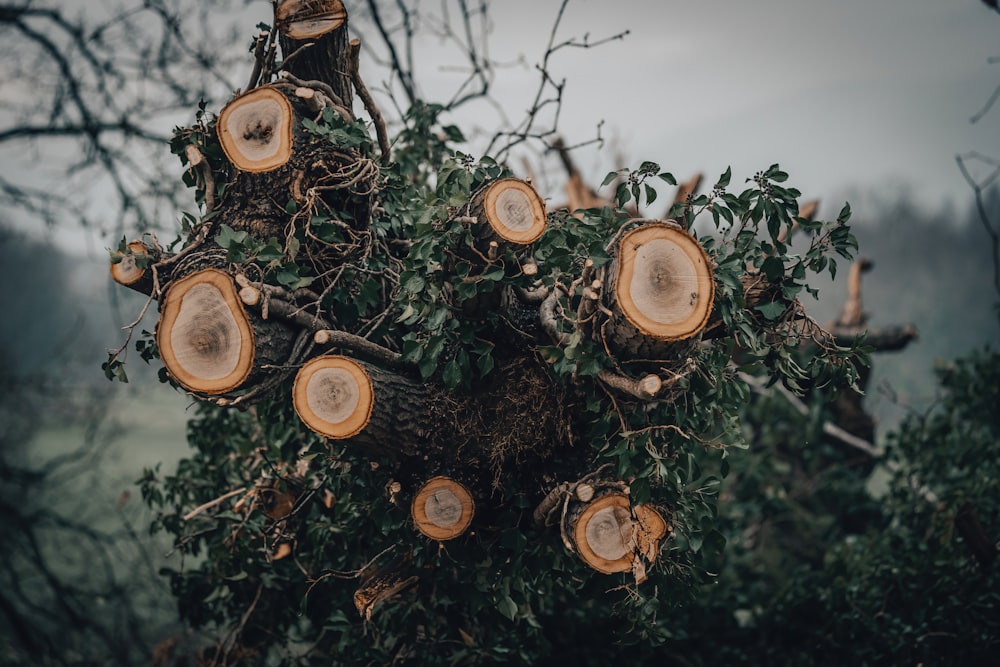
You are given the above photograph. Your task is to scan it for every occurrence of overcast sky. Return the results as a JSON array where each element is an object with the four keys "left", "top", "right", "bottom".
[{"left": 404, "top": 0, "right": 1000, "bottom": 213}]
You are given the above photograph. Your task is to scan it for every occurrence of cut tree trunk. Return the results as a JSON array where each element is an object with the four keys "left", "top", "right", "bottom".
[
  {"left": 157, "top": 268, "right": 256, "bottom": 394},
  {"left": 275, "top": 0, "right": 353, "bottom": 106},
  {"left": 157, "top": 268, "right": 296, "bottom": 395},
  {"left": 276, "top": 0, "right": 347, "bottom": 41},
  {"left": 606, "top": 221, "right": 715, "bottom": 359},
  {"left": 411, "top": 476, "right": 475, "bottom": 541},
  {"left": 567, "top": 491, "right": 668, "bottom": 581},
  {"left": 466, "top": 178, "right": 547, "bottom": 246},
  {"left": 292, "top": 355, "right": 434, "bottom": 457},
  {"left": 217, "top": 87, "right": 295, "bottom": 173},
  {"left": 213, "top": 83, "right": 374, "bottom": 241}
]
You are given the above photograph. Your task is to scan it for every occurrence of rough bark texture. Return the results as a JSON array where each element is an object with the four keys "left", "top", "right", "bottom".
[
  {"left": 354, "top": 556, "right": 418, "bottom": 620},
  {"left": 276, "top": 0, "right": 353, "bottom": 106},
  {"left": 214, "top": 84, "right": 374, "bottom": 241},
  {"left": 293, "top": 355, "right": 435, "bottom": 458}
]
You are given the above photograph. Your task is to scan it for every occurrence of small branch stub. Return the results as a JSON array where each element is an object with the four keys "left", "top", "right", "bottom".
[
  {"left": 276, "top": 0, "right": 347, "bottom": 40},
  {"left": 110, "top": 240, "right": 153, "bottom": 289},
  {"left": 217, "top": 87, "right": 294, "bottom": 173},
  {"left": 156, "top": 268, "right": 255, "bottom": 394},
  {"left": 472, "top": 178, "right": 547, "bottom": 244},
  {"left": 293, "top": 355, "right": 374, "bottom": 439},
  {"left": 614, "top": 223, "right": 714, "bottom": 341},
  {"left": 411, "top": 476, "right": 475, "bottom": 541}
]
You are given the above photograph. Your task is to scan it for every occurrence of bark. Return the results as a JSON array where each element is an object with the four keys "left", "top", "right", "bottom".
[
  {"left": 276, "top": 0, "right": 353, "bottom": 107},
  {"left": 605, "top": 221, "right": 715, "bottom": 359},
  {"left": 292, "top": 355, "right": 435, "bottom": 457},
  {"left": 354, "top": 556, "right": 418, "bottom": 620},
  {"left": 410, "top": 476, "right": 475, "bottom": 541},
  {"left": 214, "top": 84, "right": 374, "bottom": 241}
]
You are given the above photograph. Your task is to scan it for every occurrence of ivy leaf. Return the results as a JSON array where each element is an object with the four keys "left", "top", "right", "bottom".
[
  {"left": 401, "top": 272, "right": 426, "bottom": 293},
  {"left": 755, "top": 301, "right": 787, "bottom": 321},
  {"left": 215, "top": 224, "right": 248, "bottom": 250},
  {"left": 760, "top": 256, "right": 784, "bottom": 282}
]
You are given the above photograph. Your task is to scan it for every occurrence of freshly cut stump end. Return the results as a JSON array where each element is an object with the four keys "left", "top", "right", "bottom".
[
  {"left": 110, "top": 240, "right": 151, "bottom": 287},
  {"left": 276, "top": 0, "right": 347, "bottom": 40},
  {"left": 572, "top": 493, "right": 668, "bottom": 575},
  {"left": 480, "top": 178, "right": 547, "bottom": 244},
  {"left": 157, "top": 268, "right": 255, "bottom": 394},
  {"left": 411, "top": 476, "right": 475, "bottom": 541},
  {"left": 293, "top": 355, "right": 374, "bottom": 439},
  {"left": 615, "top": 223, "right": 714, "bottom": 341},
  {"left": 217, "top": 87, "right": 294, "bottom": 173}
]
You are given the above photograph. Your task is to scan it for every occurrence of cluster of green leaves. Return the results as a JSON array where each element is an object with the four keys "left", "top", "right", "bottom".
[
  {"left": 137, "top": 394, "right": 631, "bottom": 663},
  {"left": 391, "top": 154, "right": 512, "bottom": 387},
  {"left": 651, "top": 344, "right": 1000, "bottom": 666},
  {"left": 518, "top": 163, "right": 864, "bottom": 574},
  {"left": 302, "top": 107, "right": 376, "bottom": 157}
]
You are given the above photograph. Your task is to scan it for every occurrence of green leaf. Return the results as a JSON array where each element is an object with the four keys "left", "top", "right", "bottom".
[
  {"left": 644, "top": 183, "right": 658, "bottom": 206},
  {"left": 760, "top": 256, "right": 784, "bottom": 281},
  {"left": 754, "top": 301, "right": 787, "bottom": 321},
  {"left": 402, "top": 272, "right": 426, "bottom": 293},
  {"left": 716, "top": 166, "right": 732, "bottom": 189},
  {"left": 443, "top": 358, "right": 462, "bottom": 388},
  {"left": 838, "top": 202, "right": 852, "bottom": 223},
  {"left": 215, "top": 224, "right": 248, "bottom": 250},
  {"left": 497, "top": 595, "right": 517, "bottom": 621}
]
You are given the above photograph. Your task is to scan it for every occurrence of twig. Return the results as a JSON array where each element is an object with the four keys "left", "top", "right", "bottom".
[
  {"left": 348, "top": 38, "right": 391, "bottom": 162},
  {"left": 956, "top": 152, "right": 1000, "bottom": 297},
  {"left": 737, "top": 370, "right": 879, "bottom": 459},
  {"left": 313, "top": 329, "right": 408, "bottom": 369},
  {"left": 183, "top": 488, "right": 247, "bottom": 521}
]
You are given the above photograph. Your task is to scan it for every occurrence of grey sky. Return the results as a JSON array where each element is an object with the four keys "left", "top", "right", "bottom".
[{"left": 414, "top": 0, "right": 999, "bottom": 212}]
